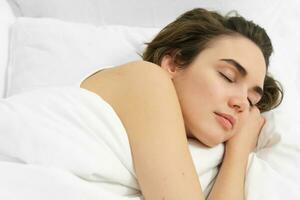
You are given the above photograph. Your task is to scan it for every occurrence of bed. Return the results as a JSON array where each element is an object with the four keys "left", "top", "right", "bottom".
[{"left": 0, "top": 0, "right": 300, "bottom": 199}]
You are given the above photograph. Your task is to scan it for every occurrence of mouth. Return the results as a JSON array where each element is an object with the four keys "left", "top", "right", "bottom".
[{"left": 214, "top": 112, "right": 236, "bottom": 130}]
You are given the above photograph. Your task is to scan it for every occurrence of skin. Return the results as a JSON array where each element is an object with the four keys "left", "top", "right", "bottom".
[
  {"left": 80, "top": 35, "right": 267, "bottom": 199},
  {"left": 160, "top": 35, "right": 266, "bottom": 147},
  {"left": 158, "top": 35, "right": 267, "bottom": 200}
]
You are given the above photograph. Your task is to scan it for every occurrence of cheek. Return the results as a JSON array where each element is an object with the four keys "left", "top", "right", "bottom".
[
  {"left": 178, "top": 73, "right": 227, "bottom": 122},
  {"left": 178, "top": 75, "right": 231, "bottom": 145},
  {"left": 198, "top": 77, "right": 226, "bottom": 104}
]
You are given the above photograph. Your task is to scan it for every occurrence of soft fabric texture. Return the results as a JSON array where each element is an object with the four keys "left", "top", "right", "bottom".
[
  {"left": 0, "top": 86, "right": 223, "bottom": 199},
  {"left": 0, "top": 86, "right": 299, "bottom": 199},
  {"left": 6, "top": 17, "right": 300, "bottom": 97},
  {"left": 5, "top": 17, "right": 159, "bottom": 97},
  {"left": 0, "top": 0, "right": 15, "bottom": 97},
  {"left": 247, "top": 89, "right": 300, "bottom": 199},
  {"left": 5, "top": 0, "right": 296, "bottom": 28}
]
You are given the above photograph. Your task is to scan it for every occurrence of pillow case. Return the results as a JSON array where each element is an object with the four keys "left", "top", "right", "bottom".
[
  {"left": 0, "top": 0, "right": 15, "bottom": 97},
  {"left": 6, "top": 17, "right": 159, "bottom": 96},
  {"left": 7, "top": 0, "right": 300, "bottom": 95},
  {"left": 6, "top": 16, "right": 299, "bottom": 97},
  {"left": 6, "top": 0, "right": 287, "bottom": 28},
  {"left": 6, "top": 0, "right": 300, "bottom": 91}
]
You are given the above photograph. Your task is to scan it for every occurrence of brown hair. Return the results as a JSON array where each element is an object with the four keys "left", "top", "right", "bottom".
[{"left": 142, "top": 8, "right": 283, "bottom": 113}]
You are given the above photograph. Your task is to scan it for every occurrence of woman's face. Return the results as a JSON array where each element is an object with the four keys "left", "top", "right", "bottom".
[{"left": 161, "top": 36, "right": 266, "bottom": 147}]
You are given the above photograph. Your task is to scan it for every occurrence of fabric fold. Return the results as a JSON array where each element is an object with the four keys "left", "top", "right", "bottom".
[{"left": 0, "top": 86, "right": 223, "bottom": 199}]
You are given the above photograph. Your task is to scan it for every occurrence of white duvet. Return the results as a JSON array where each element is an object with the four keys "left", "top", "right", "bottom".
[
  {"left": 0, "top": 86, "right": 299, "bottom": 199},
  {"left": 0, "top": 86, "right": 223, "bottom": 199}
]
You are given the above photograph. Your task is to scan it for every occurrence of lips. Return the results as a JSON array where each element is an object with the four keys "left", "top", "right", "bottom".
[{"left": 214, "top": 112, "right": 236, "bottom": 128}]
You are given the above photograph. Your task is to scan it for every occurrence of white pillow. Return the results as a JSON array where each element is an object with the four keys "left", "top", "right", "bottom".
[
  {"left": 0, "top": 0, "right": 15, "bottom": 98},
  {"left": 6, "top": 16, "right": 298, "bottom": 124},
  {"left": 6, "top": 0, "right": 288, "bottom": 28},
  {"left": 6, "top": 16, "right": 298, "bottom": 98},
  {"left": 6, "top": 0, "right": 300, "bottom": 91},
  {"left": 6, "top": 17, "right": 159, "bottom": 96}
]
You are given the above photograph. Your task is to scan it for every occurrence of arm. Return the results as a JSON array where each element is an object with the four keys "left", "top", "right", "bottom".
[
  {"left": 207, "top": 107, "right": 265, "bottom": 200},
  {"left": 114, "top": 61, "right": 205, "bottom": 200},
  {"left": 207, "top": 146, "right": 249, "bottom": 200}
]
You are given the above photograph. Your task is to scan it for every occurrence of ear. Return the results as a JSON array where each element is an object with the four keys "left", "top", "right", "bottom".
[{"left": 160, "top": 54, "right": 178, "bottom": 79}]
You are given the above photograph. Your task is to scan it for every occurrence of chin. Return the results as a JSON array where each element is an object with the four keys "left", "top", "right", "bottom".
[
  {"left": 191, "top": 134, "right": 223, "bottom": 148},
  {"left": 201, "top": 140, "right": 219, "bottom": 148},
  {"left": 186, "top": 123, "right": 226, "bottom": 147},
  {"left": 200, "top": 132, "right": 226, "bottom": 147}
]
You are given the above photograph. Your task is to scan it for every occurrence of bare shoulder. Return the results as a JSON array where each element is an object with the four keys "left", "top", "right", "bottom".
[
  {"left": 115, "top": 60, "right": 172, "bottom": 86},
  {"left": 80, "top": 60, "right": 173, "bottom": 107},
  {"left": 113, "top": 60, "right": 184, "bottom": 133},
  {"left": 81, "top": 60, "right": 184, "bottom": 129},
  {"left": 113, "top": 60, "right": 204, "bottom": 199}
]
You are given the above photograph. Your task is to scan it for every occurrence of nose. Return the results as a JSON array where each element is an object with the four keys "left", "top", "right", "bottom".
[{"left": 228, "top": 95, "right": 249, "bottom": 113}]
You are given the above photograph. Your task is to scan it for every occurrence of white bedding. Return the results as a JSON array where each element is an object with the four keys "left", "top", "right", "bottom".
[
  {"left": 0, "top": 0, "right": 15, "bottom": 97},
  {"left": 0, "top": 86, "right": 224, "bottom": 199},
  {"left": 0, "top": 86, "right": 299, "bottom": 199}
]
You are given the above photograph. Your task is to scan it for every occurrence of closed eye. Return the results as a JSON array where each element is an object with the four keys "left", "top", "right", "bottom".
[
  {"left": 248, "top": 98, "right": 254, "bottom": 107},
  {"left": 219, "top": 72, "right": 255, "bottom": 107},
  {"left": 219, "top": 72, "right": 233, "bottom": 83}
]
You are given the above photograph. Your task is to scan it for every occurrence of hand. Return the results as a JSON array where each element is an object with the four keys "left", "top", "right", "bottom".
[{"left": 225, "top": 106, "right": 266, "bottom": 156}]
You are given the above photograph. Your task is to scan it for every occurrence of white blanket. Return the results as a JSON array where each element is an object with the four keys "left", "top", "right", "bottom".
[
  {"left": 0, "top": 86, "right": 224, "bottom": 199},
  {"left": 1, "top": 86, "right": 299, "bottom": 199}
]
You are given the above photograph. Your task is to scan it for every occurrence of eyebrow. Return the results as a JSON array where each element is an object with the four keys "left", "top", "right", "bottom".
[{"left": 219, "top": 58, "right": 264, "bottom": 98}]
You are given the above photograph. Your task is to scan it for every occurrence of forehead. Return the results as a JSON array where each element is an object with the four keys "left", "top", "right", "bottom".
[{"left": 198, "top": 35, "right": 267, "bottom": 86}]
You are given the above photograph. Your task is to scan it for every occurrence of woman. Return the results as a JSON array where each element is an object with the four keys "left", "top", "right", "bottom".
[{"left": 80, "top": 8, "right": 283, "bottom": 200}]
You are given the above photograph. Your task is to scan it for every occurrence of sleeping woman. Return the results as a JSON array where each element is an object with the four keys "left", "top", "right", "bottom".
[{"left": 79, "top": 8, "right": 283, "bottom": 199}]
